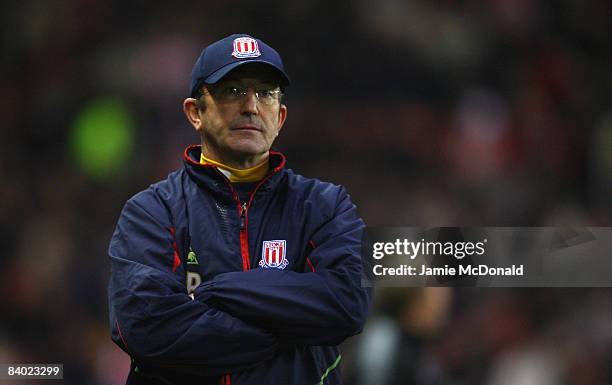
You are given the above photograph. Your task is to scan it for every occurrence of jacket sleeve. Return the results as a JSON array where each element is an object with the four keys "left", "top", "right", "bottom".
[
  {"left": 194, "top": 187, "right": 373, "bottom": 346},
  {"left": 108, "top": 195, "right": 278, "bottom": 377}
]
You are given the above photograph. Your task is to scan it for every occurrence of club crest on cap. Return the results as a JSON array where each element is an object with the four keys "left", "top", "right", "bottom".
[{"left": 232, "top": 37, "right": 261, "bottom": 59}]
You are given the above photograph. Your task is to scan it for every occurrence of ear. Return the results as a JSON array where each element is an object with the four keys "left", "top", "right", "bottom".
[
  {"left": 277, "top": 104, "right": 288, "bottom": 133},
  {"left": 183, "top": 98, "right": 203, "bottom": 132}
]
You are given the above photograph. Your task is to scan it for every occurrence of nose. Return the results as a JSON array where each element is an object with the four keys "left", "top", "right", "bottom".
[{"left": 240, "top": 88, "right": 259, "bottom": 115}]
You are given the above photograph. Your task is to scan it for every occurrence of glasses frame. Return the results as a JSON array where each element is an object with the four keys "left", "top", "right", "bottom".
[{"left": 203, "top": 82, "right": 283, "bottom": 106}]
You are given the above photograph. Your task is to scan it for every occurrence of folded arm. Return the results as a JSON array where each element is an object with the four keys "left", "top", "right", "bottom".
[
  {"left": 108, "top": 196, "right": 278, "bottom": 377},
  {"left": 195, "top": 189, "right": 373, "bottom": 346}
]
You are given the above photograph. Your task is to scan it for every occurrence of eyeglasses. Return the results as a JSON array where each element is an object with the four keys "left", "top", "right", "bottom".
[{"left": 205, "top": 82, "right": 283, "bottom": 106}]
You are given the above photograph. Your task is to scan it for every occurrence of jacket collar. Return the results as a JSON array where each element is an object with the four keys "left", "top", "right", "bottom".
[{"left": 183, "top": 145, "right": 287, "bottom": 196}]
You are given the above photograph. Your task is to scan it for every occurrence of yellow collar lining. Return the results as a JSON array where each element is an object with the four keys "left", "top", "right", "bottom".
[{"left": 200, "top": 153, "right": 269, "bottom": 182}]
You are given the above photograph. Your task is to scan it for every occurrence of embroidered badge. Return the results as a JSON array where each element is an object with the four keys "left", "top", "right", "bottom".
[
  {"left": 259, "top": 240, "right": 288, "bottom": 269},
  {"left": 232, "top": 37, "right": 261, "bottom": 58}
]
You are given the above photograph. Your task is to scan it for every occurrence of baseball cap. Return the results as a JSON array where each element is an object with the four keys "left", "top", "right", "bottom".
[{"left": 189, "top": 34, "right": 290, "bottom": 97}]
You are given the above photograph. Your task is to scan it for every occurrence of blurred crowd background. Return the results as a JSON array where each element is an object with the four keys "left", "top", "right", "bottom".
[{"left": 1, "top": 0, "right": 611, "bottom": 384}]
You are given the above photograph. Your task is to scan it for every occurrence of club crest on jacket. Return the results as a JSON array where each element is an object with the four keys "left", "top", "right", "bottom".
[{"left": 259, "top": 240, "right": 288, "bottom": 269}]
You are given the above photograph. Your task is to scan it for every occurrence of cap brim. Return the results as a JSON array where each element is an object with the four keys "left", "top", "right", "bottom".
[{"left": 204, "top": 60, "right": 290, "bottom": 86}]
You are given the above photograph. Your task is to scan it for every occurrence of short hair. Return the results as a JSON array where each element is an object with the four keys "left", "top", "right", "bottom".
[{"left": 194, "top": 87, "right": 206, "bottom": 110}]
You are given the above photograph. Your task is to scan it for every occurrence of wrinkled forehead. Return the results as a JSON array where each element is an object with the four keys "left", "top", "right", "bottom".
[{"left": 220, "top": 63, "right": 284, "bottom": 84}]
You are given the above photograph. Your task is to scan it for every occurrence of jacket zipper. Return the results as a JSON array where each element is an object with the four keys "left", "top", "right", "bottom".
[
  {"left": 223, "top": 184, "right": 251, "bottom": 272},
  {"left": 239, "top": 202, "right": 250, "bottom": 270},
  {"left": 215, "top": 160, "right": 284, "bottom": 385},
  {"left": 220, "top": 167, "right": 282, "bottom": 272},
  {"left": 239, "top": 202, "right": 247, "bottom": 230}
]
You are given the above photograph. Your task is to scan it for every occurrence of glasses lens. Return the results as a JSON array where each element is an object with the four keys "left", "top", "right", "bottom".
[
  {"left": 208, "top": 85, "right": 243, "bottom": 102},
  {"left": 256, "top": 89, "right": 281, "bottom": 105}
]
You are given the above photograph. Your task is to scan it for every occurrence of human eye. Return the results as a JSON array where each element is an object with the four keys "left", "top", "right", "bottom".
[
  {"left": 221, "top": 86, "right": 242, "bottom": 97},
  {"left": 257, "top": 89, "right": 275, "bottom": 99},
  {"left": 209, "top": 82, "right": 242, "bottom": 99},
  {"left": 256, "top": 86, "right": 280, "bottom": 102}
]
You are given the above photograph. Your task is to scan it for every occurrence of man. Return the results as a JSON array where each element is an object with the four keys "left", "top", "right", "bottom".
[{"left": 108, "top": 33, "right": 371, "bottom": 385}]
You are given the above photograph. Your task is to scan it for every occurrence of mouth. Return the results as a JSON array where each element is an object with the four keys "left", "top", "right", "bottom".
[{"left": 232, "top": 124, "right": 262, "bottom": 132}]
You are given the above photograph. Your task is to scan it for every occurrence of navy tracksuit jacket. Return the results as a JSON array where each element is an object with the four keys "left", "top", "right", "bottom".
[{"left": 108, "top": 146, "right": 372, "bottom": 384}]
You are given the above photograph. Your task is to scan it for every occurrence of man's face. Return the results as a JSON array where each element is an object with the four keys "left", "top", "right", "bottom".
[{"left": 192, "top": 65, "right": 287, "bottom": 167}]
